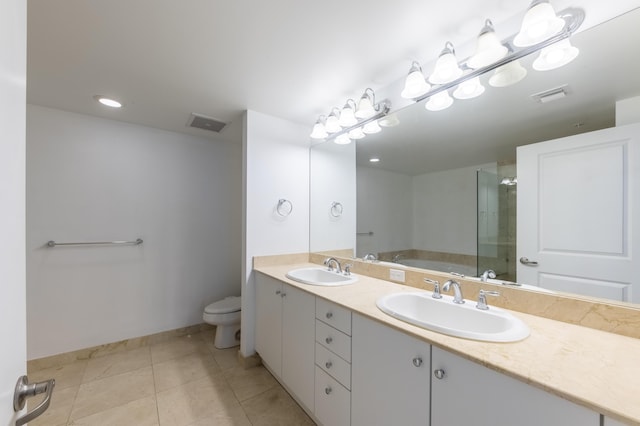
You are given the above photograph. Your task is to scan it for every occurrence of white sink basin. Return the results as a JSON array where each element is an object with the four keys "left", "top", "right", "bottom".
[
  {"left": 286, "top": 267, "right": 358, "bottom": 286},
  {"left": 376, "top": 292, "right": 529, "bottom": 342}
]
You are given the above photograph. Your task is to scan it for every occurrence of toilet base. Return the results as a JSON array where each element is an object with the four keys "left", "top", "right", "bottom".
[{"left": 214, "top": 324, "right": 241, "bottom": 349}]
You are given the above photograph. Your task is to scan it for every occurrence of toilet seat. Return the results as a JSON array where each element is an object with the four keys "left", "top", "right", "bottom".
[{"left": 204, "top": 296, "right": 241, "bottom": 314}]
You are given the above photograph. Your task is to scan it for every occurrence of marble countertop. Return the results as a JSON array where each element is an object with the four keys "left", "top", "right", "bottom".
[{"left": 255, "top": 262, "right": 640, "bottom": 425}]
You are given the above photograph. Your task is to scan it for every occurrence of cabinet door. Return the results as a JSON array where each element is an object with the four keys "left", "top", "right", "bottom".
[
  {"left": 351, "top": 314, "right": 431, "bottom": 426},
  {"left": 255, "top": 274, "right": 282, "bottom": 377},
  {"left": 282, "top": 284, "right": 316, "bottom": 412},
  {"left": 431, "top": 347, "right": 599, "bottom": 426}
]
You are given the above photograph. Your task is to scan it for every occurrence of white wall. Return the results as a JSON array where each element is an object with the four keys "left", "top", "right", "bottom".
[
  {"left": 355, "top": 167, "right": 412, "bottom": 257},
  {"left": 241, "top": 110, "right": 309, "bottom": 357},
  {"left": 310, "top": 141, "right": 357, "bottom": 253},
  {"left": 26, "top": 105, "right": 242, "bottom": 359},
  {"left": 616, "top": 96, "right": 640, "bottom": 126}
]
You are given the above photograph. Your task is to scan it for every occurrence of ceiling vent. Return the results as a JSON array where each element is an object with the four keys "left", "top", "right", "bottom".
[
  {"left": 531, "top": 85, "right": 571, "bottom": 103},
  {"left": 187, "top": 113, "right": 227, "bottom": 133}
]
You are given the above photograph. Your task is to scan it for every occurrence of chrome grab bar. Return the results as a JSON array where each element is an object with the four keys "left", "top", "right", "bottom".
[{"left": 46, "top": 238, "right": 143, "bottom": 247}]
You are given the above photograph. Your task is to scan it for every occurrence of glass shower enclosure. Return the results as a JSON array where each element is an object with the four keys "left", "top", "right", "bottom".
[{"left": 476, "top": 168, "right": 517, "bottom": 282}]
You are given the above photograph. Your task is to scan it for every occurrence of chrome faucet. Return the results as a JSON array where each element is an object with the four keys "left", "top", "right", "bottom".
[
  {"left": 324, "top": 257, "right": 342, "bottom": 274},
  {"left": 442, "top": 279, "right": 464, "bottom": 304},
  {"left": 392, "top": 253, "right": 403, "bottom": 263},
  {"left": 480, "top": 269, "right": 496, "bottom": 282},
  {"left": 363, "top": 253, "right": 377, "bottom": 262}
]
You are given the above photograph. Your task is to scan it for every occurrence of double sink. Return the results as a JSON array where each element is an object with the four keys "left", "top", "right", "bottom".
[{"left": 286, "top": 266, "right": 530, "bottom": 343}]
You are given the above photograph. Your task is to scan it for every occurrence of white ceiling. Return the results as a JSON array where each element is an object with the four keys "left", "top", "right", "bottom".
[{"left": 27, "top": 0, "right": 640, "bottom": 151}]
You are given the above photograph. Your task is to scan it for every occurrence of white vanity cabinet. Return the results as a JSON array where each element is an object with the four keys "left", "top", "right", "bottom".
[
  {"left": 314, "top": 298, "right": 352, "bottom": 426},
  {"left": 351, "top": 313, "right": 431, "bottom": 426},
  {"left": 431, "top": 346, "right": 599, "bottom": 426},
  {"left": 254, "top": 273, "right": 316, "bottom": 411}
]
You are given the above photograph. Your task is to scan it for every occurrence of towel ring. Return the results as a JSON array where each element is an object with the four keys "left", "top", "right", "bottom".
[
  {"left": 330, "top": 201, "right": 343, "bottom": 218},
  {"left": 277, "top": 199, "right": 293, "bottom": 217}
]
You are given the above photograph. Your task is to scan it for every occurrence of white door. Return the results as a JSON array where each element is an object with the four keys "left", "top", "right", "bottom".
[
  {"left": 517, "top": 123, "right": 640, "bottom": 302},
  {"left": 1, "top": 0, "right": 27, "bottom": 423}
]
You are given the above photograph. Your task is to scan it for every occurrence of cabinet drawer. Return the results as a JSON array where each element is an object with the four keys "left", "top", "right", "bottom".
[
  {"left": 316, "top": 320, "right": 351, "bottom": 362},
  {"left": 316, "top": 343, "right": 351, "bottom": 390},
  {"left": 315, "top": 367, "right": 351, "bottom": 426},
  {"left": 316, "top": 298, "right": 352, "bottom": 335}
]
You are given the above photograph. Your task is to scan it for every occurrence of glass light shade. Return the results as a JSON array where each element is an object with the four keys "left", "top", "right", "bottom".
[
  {"left": 348, "top": 127, "right": 366, "bottom": 140},
  {"left": 378, "top": 113, "right": 400, "bottom": 127},
  {"left": 514, "top": 1, "right": 565, "bottom": 47},
  {"left": 363, "top": 120, "right": 382, "bottom": 134},
  {"left": 339, "top": 100, "right": 358, "bottom": 127},
  {"left": 425, "top": 91, "right": 453, "bottom": 111},
  {"left": 310, "top": 119, "right": 328, "bottom": 139},
  {"left": 356, "top": 89, "right": 376, "bottom": 119},
  {"left": 334, "top": 134, "right": 352, "bottom": 145},
  {"left": 401, "top": 62, "right": 430, "bottom": 99},
  {"left": 325, "top": 111, "right": 342, "bottom": 133},
  {"left": 453, "top": 77, "right": 485, "bottom": 100},
  {"left": 533, "top": 39, "right": 579, "bottom": 70},
  {"left": 489, "top": 60, "right": 528, "bottom": 87},
  {"left": 467, "top": 20, "right": 507, "bottom": 69},
  {"left": 429, "top": 42, "right": 463, "bottom": 85}
]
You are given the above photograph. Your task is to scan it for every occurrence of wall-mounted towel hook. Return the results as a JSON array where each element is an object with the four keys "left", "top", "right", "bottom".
[{"left": 276, "top": 199, "right": 293, "bottom": 217}]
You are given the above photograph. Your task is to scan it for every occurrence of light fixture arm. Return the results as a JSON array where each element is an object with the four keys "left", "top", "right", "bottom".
[{"left": 412, "top": 7, "right": 584, "bottom": 104}]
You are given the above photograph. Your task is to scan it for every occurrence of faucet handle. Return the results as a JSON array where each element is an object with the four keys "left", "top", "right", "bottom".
[
  {"left": 476, "top": 290, "right": 500, "bottom": 310},
  {"left": 423, "top": 278, "right": 442, "bottom": 299},
  {"left": 343, "top": 263, "right": 353, "bottom": 276}
]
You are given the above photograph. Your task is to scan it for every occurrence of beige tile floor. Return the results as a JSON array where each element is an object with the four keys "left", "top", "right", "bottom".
[{"left": 27, "top": 330, "right": 315, "bottom": 425}]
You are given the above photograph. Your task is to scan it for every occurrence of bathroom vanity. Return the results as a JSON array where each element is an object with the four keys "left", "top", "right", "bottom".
[{"left": 254, "top": 262, "right": 639, "bottom": 426}]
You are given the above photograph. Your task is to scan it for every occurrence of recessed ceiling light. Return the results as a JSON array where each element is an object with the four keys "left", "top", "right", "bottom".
[
  {"left": 369, "top": 158, "right": 380, "bottom": 163},
  {"left": 94, "top": 95, "right": 122, "bottom": 108}
]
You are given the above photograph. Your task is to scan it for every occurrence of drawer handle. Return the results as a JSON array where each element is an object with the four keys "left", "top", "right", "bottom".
[
  {"left": 325, "top": 337, "right": 333, "bottom": 344},
  {"left": 412, "top": 357, "right": 423, "bottom": 367},
  {"left": 325, "top": 386, "right": 332, "bottom": 395},
  {"left": 325, "top": 361, "right": 332, "bottom": 369},
  {"left": 326, "top": 312, "right": 333, "bottom": 319},
  {"left": 434, "top": 369, "right": 446, "bottom": 380}
]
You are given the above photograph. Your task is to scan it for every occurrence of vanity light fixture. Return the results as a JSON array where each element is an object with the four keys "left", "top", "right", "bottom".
[
  {"left": 94, "top": 95, "right": 122, "bottom": 108},
  {"left": 369, "top": 157, "right": 380, "bottom": 163},
  {"left": 378, "top": 113, "right": 400, "bottom": 127},
  {"left": 310, "top": 88, "right": 391, "bottom": 142},
  {"left": 402, "top": 2, "right": 583, "bottom": 114}
]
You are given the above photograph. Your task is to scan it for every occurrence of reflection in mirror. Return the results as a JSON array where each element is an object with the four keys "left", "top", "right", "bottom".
[{"left": 309, "top": 8, "right": 640, "bottom": 304}]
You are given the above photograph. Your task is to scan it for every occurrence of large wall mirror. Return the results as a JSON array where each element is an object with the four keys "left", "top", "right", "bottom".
[{"left": 310, "top": 8, "right": 640, "bottom": 304}]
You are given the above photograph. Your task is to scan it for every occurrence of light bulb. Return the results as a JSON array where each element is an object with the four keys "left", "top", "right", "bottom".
[
  {"left": 533, "top": 39, "right": 579, "bottom": 71},
  {"left": 356, "top": 88, "right": 376, "bottom": 119},
  {"left": 489, "top": 60, "right": 528, "bottom": 87},
  {"left": 94, "top": 96, "right": 122, "bottom": 108},
  {"left": 453, "top": 77, "right": 485, "bottom": 100},
  {"left": 338, "top": 99, "right": 358, "bottom": 127},
  {"left": 334, "top": 134, "right": 352, "bottom": 145},
  {"left": 310, "top": 116, "right": 328, "bottom": 139},
  {"left": 378, "top": 114, "right": 400, "bottom": 127},
  {"left": 363, "top": 120, "right": 382, "bottom": 134},
  {"left": 514, "top": 0, "right": 565, "bottom": 47},
  {"left": 325, "top": 109, "right": 342, "bottom": 133},
  {"left": 425, "top": 91, "right": 453, "bottom": 111},
  {"left": 467, "top": 20, "right": 508, "bottom": 69},
  {"left": 401, "top": 62, "right": 430, "bottom": 99},
  {"left": 429, "top": 42, "right": 463, "bottom": 85}
]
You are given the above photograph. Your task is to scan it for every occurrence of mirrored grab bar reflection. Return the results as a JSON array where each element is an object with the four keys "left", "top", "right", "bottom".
[
  {"left": 46, "top": 238, "right": 143, "bottom": 247},
  {"left": 357, "top": 231, "right": 374, "bottom": 236}
]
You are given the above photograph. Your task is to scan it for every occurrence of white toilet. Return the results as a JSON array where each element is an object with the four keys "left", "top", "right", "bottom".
[{"left": 202, "top": 296, "right": 241, "bottom": 349}]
